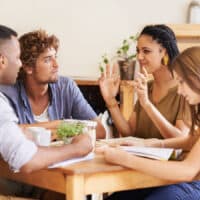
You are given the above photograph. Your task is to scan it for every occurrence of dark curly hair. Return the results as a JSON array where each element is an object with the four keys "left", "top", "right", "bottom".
[
  {"left": 139, "top": 24, "right": 179, "bottom": 68},
  {"left": 18, "top": 29, "right": 59, "bottom": 80}
]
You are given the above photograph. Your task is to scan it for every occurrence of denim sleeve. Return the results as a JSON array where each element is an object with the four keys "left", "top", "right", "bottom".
[{"left": 69, "top": 80, "right": 97, "bottom": 120}]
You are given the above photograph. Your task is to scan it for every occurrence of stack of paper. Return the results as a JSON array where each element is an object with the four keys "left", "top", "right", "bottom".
[
  {"left": 97, "top": 137, "right": 182, "bottom": 161},
  {"left": 49, "top": 152, "right": 94, "bottom": 168}
]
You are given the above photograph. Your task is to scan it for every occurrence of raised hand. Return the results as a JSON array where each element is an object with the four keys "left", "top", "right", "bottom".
[
  {"left": 133, "top": 67, "right": 151, "bottom": 107},
  {"left": 99, "top": 63, "right": 120, "bottom": 103}
]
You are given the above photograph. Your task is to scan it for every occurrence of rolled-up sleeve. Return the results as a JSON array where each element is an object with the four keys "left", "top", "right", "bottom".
[
  {"left": 0, "top": 93, "right": 37, "bottom": 171},
  {"left": 0, "top": 122, "right": 37, "bottom": 171}
]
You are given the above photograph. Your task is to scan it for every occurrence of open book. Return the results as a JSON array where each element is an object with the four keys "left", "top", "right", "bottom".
[
  {"left": 120, "top": 146, "right": 182, "bottom": 161},
  {"left": 97, "top": 137, "right": 182, "bottom": 161}
]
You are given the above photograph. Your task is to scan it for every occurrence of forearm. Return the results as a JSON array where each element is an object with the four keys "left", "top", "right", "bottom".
[
  {"left": 144, "top": 134, "right": 198, "bottom": 151},
  {"left": 124, "top": 153, "right": 197, "bottom": 182},
  {"left": 93, "top": 118, "right": 106, "bottom": 139},
  {"left": 127, "top": 137, "right": 200, "bottom": 181},
  {"left": 20, "top": 143, "right": 92, "bottom": 173},
  {"left": 143, "top": 102, "right": 186, "bottom": 138},
  {"left": 19, "top": 120, "right": 62, "bottom": 129},
  {"left": 162, "top": 134, "right": 198, "bottom": 150},
  {"left": 107, "top": 102, "right": 134, "bottom": 136}
]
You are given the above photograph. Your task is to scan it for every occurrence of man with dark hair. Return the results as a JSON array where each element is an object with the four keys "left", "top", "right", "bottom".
[
  {"left": 0, "top": 24, "right": 92, "bottom": 198},
  {"left": 0, "top": 29, "right": 105, "bottom": 139}
]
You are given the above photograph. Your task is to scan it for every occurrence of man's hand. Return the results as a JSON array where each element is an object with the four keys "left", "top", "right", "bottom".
[{"left": 71, "top": 134, "right": 93, "bottom": 156}]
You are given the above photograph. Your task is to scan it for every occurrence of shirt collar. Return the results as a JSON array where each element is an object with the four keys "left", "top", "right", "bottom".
[{"left": 18, "top": 80, "right": 55, "bottom": 107}]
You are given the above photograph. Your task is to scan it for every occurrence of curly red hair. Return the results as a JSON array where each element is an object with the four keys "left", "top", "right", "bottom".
[{"left": 18, "top": 29, "right": 59, "bottom": 80}]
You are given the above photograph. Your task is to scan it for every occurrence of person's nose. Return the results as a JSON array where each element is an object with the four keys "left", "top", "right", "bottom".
[
  {"left": 137, "top": 52, "right": 144, "bottom": 61},
  {"left": 53, "top": 58, "right": 59, "bottom": 68}
]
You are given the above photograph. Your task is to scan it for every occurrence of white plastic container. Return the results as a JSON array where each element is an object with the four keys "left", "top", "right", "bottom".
[
  {"left": 63, "top": 119, "right": 97, "bottom": 148},
  {"left": 27, "top": 127, "right": 51, "bottom": 146},
  {"left": 187, "top": 0, "right": 200, "bottom": 23}
]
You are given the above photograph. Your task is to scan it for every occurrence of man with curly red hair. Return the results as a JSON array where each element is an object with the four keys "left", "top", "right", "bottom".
[
  {"left": 0, "top": 29, "right": 105, "bottom": 139},
  {"left": 0, "top": 25, "right": 93, "bottom": 198}
]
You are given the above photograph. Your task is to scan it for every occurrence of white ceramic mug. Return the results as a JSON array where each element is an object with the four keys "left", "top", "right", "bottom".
[{"left": 27, "top": 127, "right": 51, "bottom": 146}]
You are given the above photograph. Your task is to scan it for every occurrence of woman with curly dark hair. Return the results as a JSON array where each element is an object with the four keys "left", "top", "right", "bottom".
[{"left": 99, "top": 24, "right": 190, "bottom": 140}]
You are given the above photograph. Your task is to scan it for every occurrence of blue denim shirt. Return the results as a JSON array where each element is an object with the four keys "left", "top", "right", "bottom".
[{"left": 0, "top": 76, "right": 97, "bottom": 124}]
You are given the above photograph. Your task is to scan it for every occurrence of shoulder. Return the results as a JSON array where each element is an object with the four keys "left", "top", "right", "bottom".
[
  {"left": 0, "top": 84, "right": 17, "bottom": 95},
  {"left": 52, "top": 76, "right": 77, "bottom": 88},
  {"left": 0, "top": 92, "right": 10, "bottom": 105},
  {"left": 0, "top": 92, "right": 18, "bottom": 121},
  {"left": 0, "top": 82, "right": 20, "bottom": 98}
]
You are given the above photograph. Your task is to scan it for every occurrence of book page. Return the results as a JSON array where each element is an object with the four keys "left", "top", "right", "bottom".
[
  {"left": 120, "top": 146, "right": 174, "bottom": 160},
  {"left": 97, "top": 137, "right": 182, "bottom": 161}
]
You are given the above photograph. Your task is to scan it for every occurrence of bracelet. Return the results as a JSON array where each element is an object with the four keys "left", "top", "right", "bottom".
[{"left": 106, "top": 99, "right": 118, "bottom": 109}]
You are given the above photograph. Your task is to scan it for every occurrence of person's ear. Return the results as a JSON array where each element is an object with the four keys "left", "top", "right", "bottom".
[
  {"left": 0, "top": 54, "right": 7, "bottom": 69},
  {"left": 23, "top": 65, "right": 33, "bottom": 75}
]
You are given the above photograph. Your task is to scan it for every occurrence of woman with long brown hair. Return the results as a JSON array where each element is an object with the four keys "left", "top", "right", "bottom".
[{"left": 102, "top": 46, "right": 200, "bottom": 200}]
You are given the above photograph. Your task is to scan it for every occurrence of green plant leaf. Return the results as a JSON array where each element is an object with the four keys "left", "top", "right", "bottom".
[
  {"left": 121, "top": 45, "right": 129, "bottom": 53},
  {"left": 103, "top": 57, "right": 109, "bottom": 64},
  {"left": 99, "top": 65, "right": 104, "bottom": 73},
  {"left": 128, "top": 54, "right": 136, "bottom": 60},
  {"left": 57, "top": 122, "right": 84, "bottom": 139},
  {"left": 123, "top": 39, "right": 128, "bottom": 44}
]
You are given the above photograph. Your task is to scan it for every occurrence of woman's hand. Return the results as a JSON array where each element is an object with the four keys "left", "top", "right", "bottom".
[
  {"left": 99, "top": 64, "right": 120, "bottom": 103},
  {"left": 117, "top": 138, "right": 161, "bottom": 147},
  {"left": 134, "top": 67, "right": 151, "bottom": 107},
  {"left": 99, "top": 146, "right": 129, "bottom": 166}
]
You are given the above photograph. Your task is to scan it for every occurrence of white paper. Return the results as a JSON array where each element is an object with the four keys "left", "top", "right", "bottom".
[
  {"left": 97, "top": 136, "right": 143, "bottom": 145},
  {"left": 120, "top": 146, "right": 177, "bottom": 161},
  {"left": 48, "top": 152, "right": 94, "bottom": 168}
]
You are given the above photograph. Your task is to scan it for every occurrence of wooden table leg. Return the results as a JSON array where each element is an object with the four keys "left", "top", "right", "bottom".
[
  {"left": 66, "top": 174, "right": 85, "bottom": 200},
  {"left": 120, "top": 81, "right": 134, "bottom": 120}
]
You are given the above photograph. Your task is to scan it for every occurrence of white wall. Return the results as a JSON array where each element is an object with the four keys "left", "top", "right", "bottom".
[{"left": 0, "top": 0, "right": 190, "bottom": 77}]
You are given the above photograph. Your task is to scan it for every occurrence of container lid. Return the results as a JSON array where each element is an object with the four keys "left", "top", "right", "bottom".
[{"left": 63, "top": 119, "right": 97, "bottom": 127}]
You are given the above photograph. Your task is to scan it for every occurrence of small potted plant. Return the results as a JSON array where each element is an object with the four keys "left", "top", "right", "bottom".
[
  {"left": 57, "top": 121, "right": 84, "bottom": 144},
  {"left": 56, "top": 119, "right": 97, "bottom": 145},
  {"left": 99, "top": 34, "right": 138, "bottom": 80}
]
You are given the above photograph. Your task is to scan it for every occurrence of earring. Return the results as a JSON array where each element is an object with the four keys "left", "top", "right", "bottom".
[{"left": 163, "top": 55, "right": 169, "bottom": 66}]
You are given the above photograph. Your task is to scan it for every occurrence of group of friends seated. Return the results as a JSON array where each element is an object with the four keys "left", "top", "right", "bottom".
[{"left": 0, "top": 23, "right": 200, "bottom": 200}]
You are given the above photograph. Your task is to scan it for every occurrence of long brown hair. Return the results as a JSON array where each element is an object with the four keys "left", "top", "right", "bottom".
[{"left": 172, "top": 46, "right": 200, "bottom": 133}]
